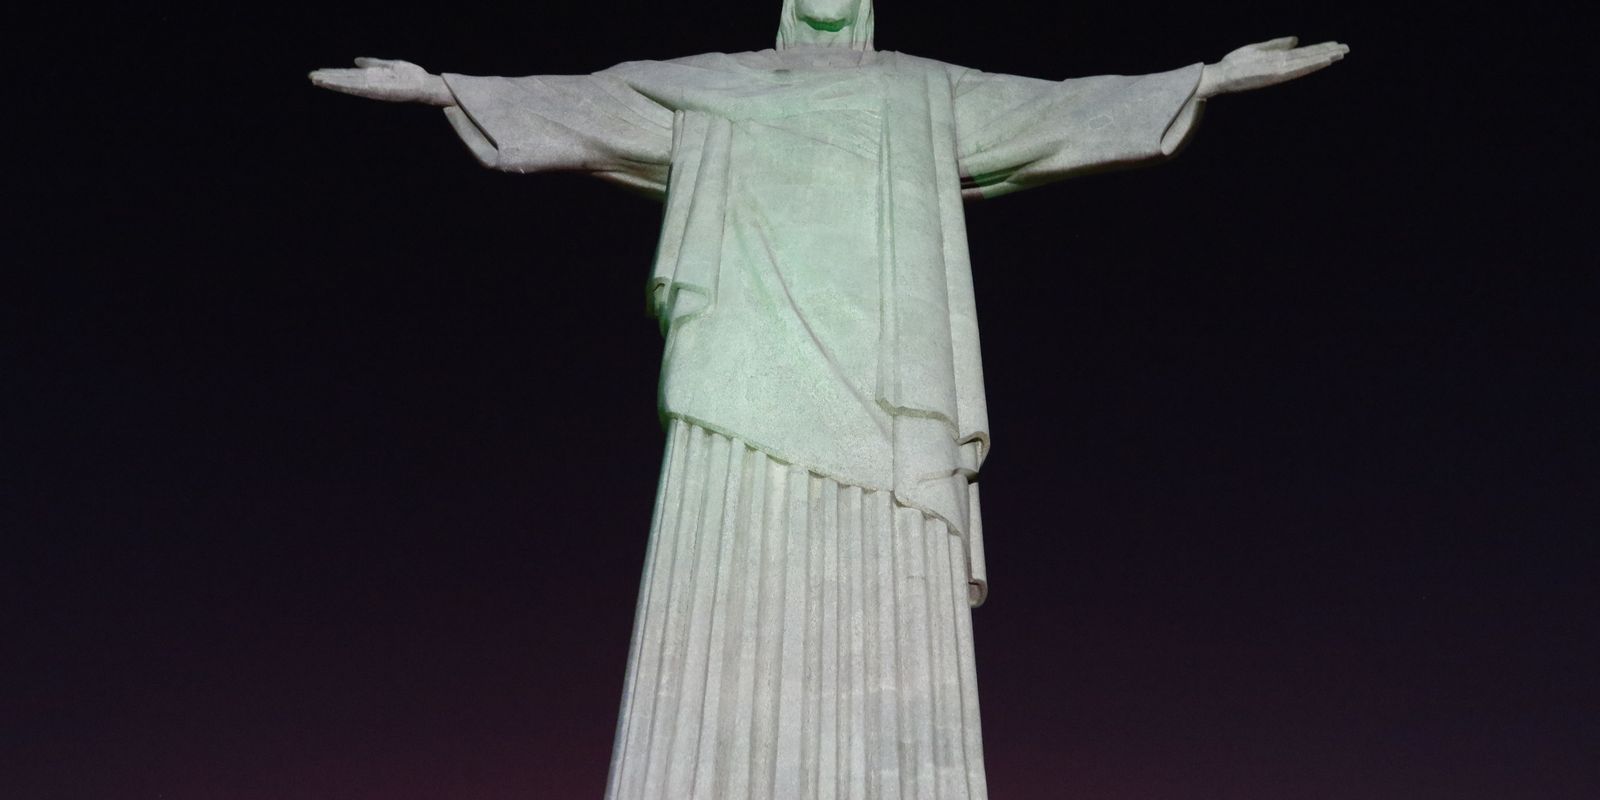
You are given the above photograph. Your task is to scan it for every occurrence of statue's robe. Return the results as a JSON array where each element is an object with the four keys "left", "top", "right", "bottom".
[{"left": 440, "top": 47, "right": 1202, "bottom": 800}]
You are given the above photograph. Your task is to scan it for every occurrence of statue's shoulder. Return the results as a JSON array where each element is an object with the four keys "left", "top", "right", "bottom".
[
  {"left": 887, "top": 51, "right": 963, "bottom": 72},
  {"left": 598, "top": 51, "right": 780, "bottom": 78},
  {"left": 664, "top": 51, "right": 782, "bottom": 71}
]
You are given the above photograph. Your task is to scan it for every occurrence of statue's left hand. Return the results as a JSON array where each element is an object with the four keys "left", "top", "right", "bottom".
[
  {"left": 308, "top": 58, "right": 453, "bottom": 106},
  {"left": 1198, "top": 37, "right": 1349, "bottom": 98}
]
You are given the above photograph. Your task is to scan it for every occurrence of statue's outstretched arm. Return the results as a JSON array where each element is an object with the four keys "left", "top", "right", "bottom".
[
  {"left": 953, "top": 34, "right": 1348, "bottom": 199},
  {"left": 1198, "top": 37, "right": 1349, "bottom": 98},
  {"left": 309, "top": 58, "right": 454, "bottom": 107},
  {"left": 309, "top": 56, "right": 673, "bottom": 195}
]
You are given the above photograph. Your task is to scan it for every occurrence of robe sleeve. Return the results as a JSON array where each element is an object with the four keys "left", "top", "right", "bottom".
[
  {"left": 440, "top": 65, "right": 675, "bottom": 198},
  {"left": 953, "top": 63, "right": 1205, "bottom": 200}
]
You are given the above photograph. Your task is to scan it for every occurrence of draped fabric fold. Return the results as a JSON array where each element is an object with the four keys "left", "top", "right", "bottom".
[{"left": 650, "top": 111, "right": 734, "bottom": 329}]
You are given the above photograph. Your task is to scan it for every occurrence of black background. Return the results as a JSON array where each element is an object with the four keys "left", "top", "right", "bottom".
[{"left": 6, "top": 1, "right": 1596, "bottom": 798}]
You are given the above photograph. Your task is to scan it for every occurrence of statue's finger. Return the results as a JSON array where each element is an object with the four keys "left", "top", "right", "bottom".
[
  {"left": 353, "top": 57, "right": 396, "bottom": 69},
  {"left": 1292, "top": 42, "right": 1349, "bottom": 60},
  {"left": 309, "top": 68, "right": 368, "bottom": 90},
  {"left": 1282, "top": 50, "right": 1345, "bottom": 73}
]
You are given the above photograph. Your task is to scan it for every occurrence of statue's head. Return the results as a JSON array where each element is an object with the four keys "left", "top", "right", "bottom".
[{"left": 777, "top": 0, "right": 874, "bottom": 51}]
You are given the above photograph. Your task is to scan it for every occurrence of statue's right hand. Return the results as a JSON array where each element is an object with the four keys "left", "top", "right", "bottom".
[{"left": 309, "top": 58, "right": 435, "bottom": 102}]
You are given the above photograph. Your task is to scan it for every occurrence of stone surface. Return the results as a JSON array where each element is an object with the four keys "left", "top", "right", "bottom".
[{"left": 310, "top": 2, "right": 1346, "bottom": 798}]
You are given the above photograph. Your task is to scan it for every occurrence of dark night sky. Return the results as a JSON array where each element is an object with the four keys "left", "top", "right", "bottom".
[{"left": 5, "top": 1, "right": 1596, "bottom": 798}]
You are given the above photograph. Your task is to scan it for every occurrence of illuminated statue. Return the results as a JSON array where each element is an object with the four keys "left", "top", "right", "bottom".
[{"left": 311, "top": 3, "right": 1346, "bottom": 797}]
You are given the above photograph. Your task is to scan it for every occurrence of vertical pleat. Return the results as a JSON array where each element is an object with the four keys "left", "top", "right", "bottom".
[
  {"left": 719, "top": 446, "right": 767, "bottom": 800},
  {"left": 773, "top": 467, "right": 809, "bottom": 798},
  {"left": 815, "top": 478, "right": 840, "bottom": 800},
  {"left": 868, "top": 490, "right": 900, "bottom": 800},
  {"left": 927, "top": 520, "right": 965, "bottom": 800},
  {"left": 607, "top": 420, "right": 988, "bottom": 800},
  {"left": 949, "top": 533, "right": 989, "bottom": 800},
  {"left": 749, "top": 456, "right": 788, "bottom": 798},
  {"left": 895, "top": 506, "right": 935, "bottom": 800},
  {"left": 839, "top": 485, "right": 868, "bottom": 800}
]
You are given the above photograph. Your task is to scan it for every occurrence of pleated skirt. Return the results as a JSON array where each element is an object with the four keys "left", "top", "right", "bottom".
[{"left": 605, "top": 420, "right": 988, "bottom": 800}]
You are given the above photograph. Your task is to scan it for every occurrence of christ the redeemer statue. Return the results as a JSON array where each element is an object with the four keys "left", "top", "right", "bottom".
[{"left": 312, "top": 2, "right": 1346, "bottom": 798}]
